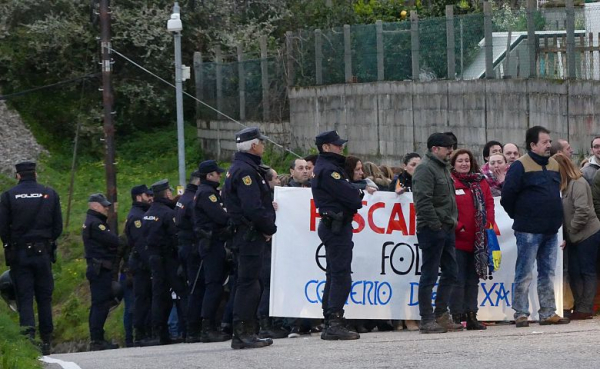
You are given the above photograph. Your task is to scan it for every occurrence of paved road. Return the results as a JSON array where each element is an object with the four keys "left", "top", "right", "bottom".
[{"left": 47, "top": 320, "right": 600, "bottom": 369}]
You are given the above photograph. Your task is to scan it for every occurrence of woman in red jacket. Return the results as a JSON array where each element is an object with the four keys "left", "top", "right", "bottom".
[{"left": 449, "top": 149, "right": 495, "bottom": 330}]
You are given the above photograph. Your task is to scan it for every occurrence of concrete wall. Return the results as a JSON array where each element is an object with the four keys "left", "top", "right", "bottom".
[{"left": 198, "top": 79, "right": 600, "bottom": 165}]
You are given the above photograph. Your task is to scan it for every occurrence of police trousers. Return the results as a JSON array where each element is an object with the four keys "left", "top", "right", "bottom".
[
  {"left": 179, "top": 242, "right": 204, "bottom": 329},
  {"left": 12, "top": 248, "right": 54, "bottom": 337},
  {"left": 86, "top": 262, "right": 113, "bottom": 341},
  {"left": 131, "top": 259, "right": 152, "bottom": 335},
  {"left": 318, "top": 221, "right": 354, "bottom": 317},
  {"left": 232, "top": 226, "right": 266, "bottom": 322},
  {"left": 148, "top": 253, "right": 188, "bottom": 334},
  {"left": 200, "top": 238, "right": 226, "bottom": 321}
]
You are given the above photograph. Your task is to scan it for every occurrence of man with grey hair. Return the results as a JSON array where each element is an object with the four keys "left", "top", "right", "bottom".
[
  {"left": 223, "top": 127, "right": 277, "bottom": 349},
  {"left": 582, "top": 136, "right": 600, "bottom": 185},
  {"left": 503, "top": 143, "right": 521, "bottom": 164}
]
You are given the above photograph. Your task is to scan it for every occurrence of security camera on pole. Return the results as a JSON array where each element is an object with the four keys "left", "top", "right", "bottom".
[{"left": 167, "top": 2, "right": 191, "bottom": 193}]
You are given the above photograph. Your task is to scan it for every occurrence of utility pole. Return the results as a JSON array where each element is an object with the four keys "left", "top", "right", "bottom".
[{"left": 99, "top": 0, "right": 118, "bottom": 232}]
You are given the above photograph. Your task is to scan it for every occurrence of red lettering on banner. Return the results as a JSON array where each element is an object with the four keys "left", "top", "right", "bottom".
[
  {"left": 352, "top": 201, "right": 367, "bottom": 234},
  {"left": 385, "top": 203, "right": 408, "bottom": 235},
  {"left": 310, "top": 199, "right": 320, "bottom": 232},
  {"left": 409, "top": 203, "right": 416, "bottom": 235},
  {"left": 368, "top": 202, "right": 386, "bottom": 234}
]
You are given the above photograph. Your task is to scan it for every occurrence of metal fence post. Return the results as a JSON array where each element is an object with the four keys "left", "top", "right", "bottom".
[
  {"left": 260, "top": 35, "right": 270, "bottom": 121},
  {"left": 566, "top": 0, "right": 576, "bottom": 79},
  {"left": 215, "top": 45, "right": 223, "bottom": 119},
  {"left": 527, "top": 0, "right": 537, "bottom": 78},
  {"left": 315, "top": 29, "right": 323, "bottom": 85},
  {"left": 446, "top": 5, "right": 455, "bottom": 79},
  {"left": 344, "top": 25, "right": 352, "bottom": 83},
  {"left": 484, "top": 2, "right": 494, "bottom": 79},
  {"left": 376, "top": 20, "right": 385, "bottom": 81},
  {"left": 237, "top": 44, "right": 245, "bottom": 121},
  {"left": 286, "top": 31, "right": 295, "bottom": 88},
  {"left": 193, "top": 51, "right": 203, "bottom": 118},
  {"left": 411, "top": 11, "right": 420, "bottom": 81}
]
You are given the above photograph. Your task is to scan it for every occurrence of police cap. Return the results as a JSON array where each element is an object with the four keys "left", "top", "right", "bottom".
[
  {"left": 427, "top": 132, "right": 455, "bottom": 149},
  {"left": 315, "top": 131, "right": 348, "bottom": 146},
  {"left": 198, "top": 160, "right": 225, "bottom": 174},
  {"left": 151, "top": 179, "right": 170, "bottom": 193},
  {"left": 88, "top": 193, "right": 111, "bottom": 207},
  {"left": 235, "top": 127, "right": 268, "bottom": 143},
  {"left": 15, "top": 161, "right": 36, "bottom": 173},
  {"left": 131, "top": 184, "right": 152, "bottom": 198}
]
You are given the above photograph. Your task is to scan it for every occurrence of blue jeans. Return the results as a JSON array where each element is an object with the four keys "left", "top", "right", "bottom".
[
  {"left": 417, "top": 227, "right": 458, "bottom": 322},
  {"left": 568, "top": 231, "right": 600, "bottom": 313},
  {"left": 513, "top": 232, "right": 558, "bottom": 320}
]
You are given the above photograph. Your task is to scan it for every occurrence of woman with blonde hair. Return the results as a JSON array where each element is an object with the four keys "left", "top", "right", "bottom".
[
  {"left": 363, "top": 161, "right": 391, "bottom": 190},
  {"left": 554, "top": 153, "right": 600, "bottom": 320}
]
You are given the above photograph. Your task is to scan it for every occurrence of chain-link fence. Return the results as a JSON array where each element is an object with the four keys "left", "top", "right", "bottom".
[{"left": 195, "top": 2, "right": 600, "bottom": 122}]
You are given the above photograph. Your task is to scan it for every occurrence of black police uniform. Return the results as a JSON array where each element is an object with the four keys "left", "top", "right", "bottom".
[
  {"left": 175, "top": 181, "right": 205, "bottom": 341},
  {"left": 193, "top": 161, "right": 230, "bottom": 342},
  {"left": 125, "top": 198, "right": 152, "bottom": 344},
  {"left": 311, "top": 131, "right": 363, "bottom": 340},
  {"left": 82, "top": 194, "right": 120, "bottom": 349},
  {"left": 0, "top": 162, "right": 62, "bottom": 353},
  {"left": 143, "top": 180, "right": 188, "bottom": 344},
  {"left": 223, "top": 127, "right": 276, "bottom": 349}
]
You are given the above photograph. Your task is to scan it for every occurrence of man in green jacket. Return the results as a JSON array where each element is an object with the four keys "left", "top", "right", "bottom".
[{"left": 413, "top": 133, "right": 462, "bottom": 334}]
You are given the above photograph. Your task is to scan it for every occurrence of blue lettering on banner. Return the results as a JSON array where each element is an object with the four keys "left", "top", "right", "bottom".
[
  {"left": 408, "top": 282, "right": 514, "bottom": 307},
  {"left": 304, "top": 280, "right": 392, "bottom": 306}
]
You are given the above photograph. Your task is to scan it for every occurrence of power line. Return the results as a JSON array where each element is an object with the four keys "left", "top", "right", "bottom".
[
  {"left": 109, "top": 47, "right": 301, "bottom": 159},
  {"left": 0, "top": 73, "right": 99, "bottom": 100}
]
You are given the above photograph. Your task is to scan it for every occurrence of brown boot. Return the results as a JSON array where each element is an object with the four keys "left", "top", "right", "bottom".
[
  {"left": 539, "top": 314, "right": 570, "bottom": 325},
  {"left": 436, "top": 312, "right": 464, "bottom": 331}
]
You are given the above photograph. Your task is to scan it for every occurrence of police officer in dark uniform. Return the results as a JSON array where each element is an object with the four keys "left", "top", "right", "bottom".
[
  {"left": 124, "top": 184, "right": 153, "bottom": 346},
  {"left": 194, "top": 160, "right": 232, "bottom": 343},
  {"left": 83, "top": 193, "right": 120, "bottom": 351},
  {"left": 223, "top": 127, "right": 276, "bottom": 349},
  {"left": 174, "top": 171, "right": 205, "bottom": 343},
  {"left": 0, "top": 161, "right": 62, "bottom": 355},
  {"left": 143, "top": 179, "right": 188, "bottom": 345},
  {"left": 311, "top": 131, "right": 363, "bottom": 340}
]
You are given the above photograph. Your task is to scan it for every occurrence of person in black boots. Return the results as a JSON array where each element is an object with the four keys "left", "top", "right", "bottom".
[
  {"left": 223, "top": 127, "right": 276, "bottom": 349},
  {"left": 143, "top": 179, "right": 189, "bottom": 345},
  {"left": 175, "top": 171, "right": 205, "bottom": 343},
  {"left": 194, "top": 160, "right": 232, "bottom": 343},
  {"left": 83, "top": 193, "right": 120, "bottom": 351},
  {"left": 0, "top": 161, "right": 62, "bottom": 355},
  {"left": 311, "top": 131, "right": 363, "bottom": 341},
  {"left": 124, "top": 185, "right": 154, "bottom": 346}
]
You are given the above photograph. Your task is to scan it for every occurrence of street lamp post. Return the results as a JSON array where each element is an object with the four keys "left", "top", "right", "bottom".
[{"left": 167, "top": 2, "right": 186, "bottom": 189}]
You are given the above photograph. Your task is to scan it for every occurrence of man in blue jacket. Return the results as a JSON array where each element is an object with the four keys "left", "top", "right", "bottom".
[{"left": 501, "top": 126, "right": 570, "bottom": 327}]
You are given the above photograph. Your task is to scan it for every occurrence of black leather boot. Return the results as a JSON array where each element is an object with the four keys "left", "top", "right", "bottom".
[
  {"left": 452, "top": 313, "right": 465, "bottom": 325},
  {"left": 465, "top": 312, "right": 486, "bottom": 330},
  {"left": 200, "top": 319, "right": 231, "bottom": 342},
  {"left": 186, "top": 323, "right": 203, "bottom": 343},
  {"left": 321, "top": 312, "right": 360, "bottom": 341},
  {"left": 231, "top": 321, "right": 272, "bottom": 349},
  {"left": 40, "top": 334, "right": 52, "bottom": 356},
  {"left": 258, "top": 317, "right": 289, "bottom": 339}
]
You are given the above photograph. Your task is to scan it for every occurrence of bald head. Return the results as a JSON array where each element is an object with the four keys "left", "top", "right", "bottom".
[{"left": 503, "top": 143, "right": 520, "bottom": 164}]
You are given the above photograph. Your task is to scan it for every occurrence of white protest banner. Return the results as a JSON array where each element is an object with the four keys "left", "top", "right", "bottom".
[{"left": 270, "top": 187, "right": 562, "bottom": 321}]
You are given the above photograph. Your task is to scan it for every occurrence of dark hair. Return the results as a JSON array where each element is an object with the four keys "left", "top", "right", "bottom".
[
  {"left": 199, "top": 173, "right": 208, "bottom": 181},
  {"left": 403, "top": 152, "right": 421, "bottom": 166},
  {"left": 289, "top": 158, "right": 306, "bottom": 170},
  {"left": 304, "top": 154, "right": 318, "bottom": 165},
  {"left": 526, "top": 126, "right": 550, "bottom": 151},
  {"left": 344, "top": 155, "right": 362, "bottom": 181},
  {"left": 444, "top": 132, "right": 458, "bottom": 150},
  {"left": 316, "top": 145, "right": 324, "bottom": 154},
  {"left": 265, "top": 168, "right": 277, "bottom": 182},
  {"left": 482, "top": 140, "right": 503, "bottom": 161},
  {"left": 189, "top": 173, "right": 201, "bottom": 183},
  {"left": 17, "top": 171, "right": 36, "bottom": 180},
  {"left": 591, "top": 136, "right": 600, "bottom": 148},
  {"left": 451, "top": 149, "right": 480, "bottom": 173}
]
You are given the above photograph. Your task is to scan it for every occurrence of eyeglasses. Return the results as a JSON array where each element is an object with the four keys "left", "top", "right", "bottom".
[{"left": 593, "top": 145, "right": 600, "bottom": 149}]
